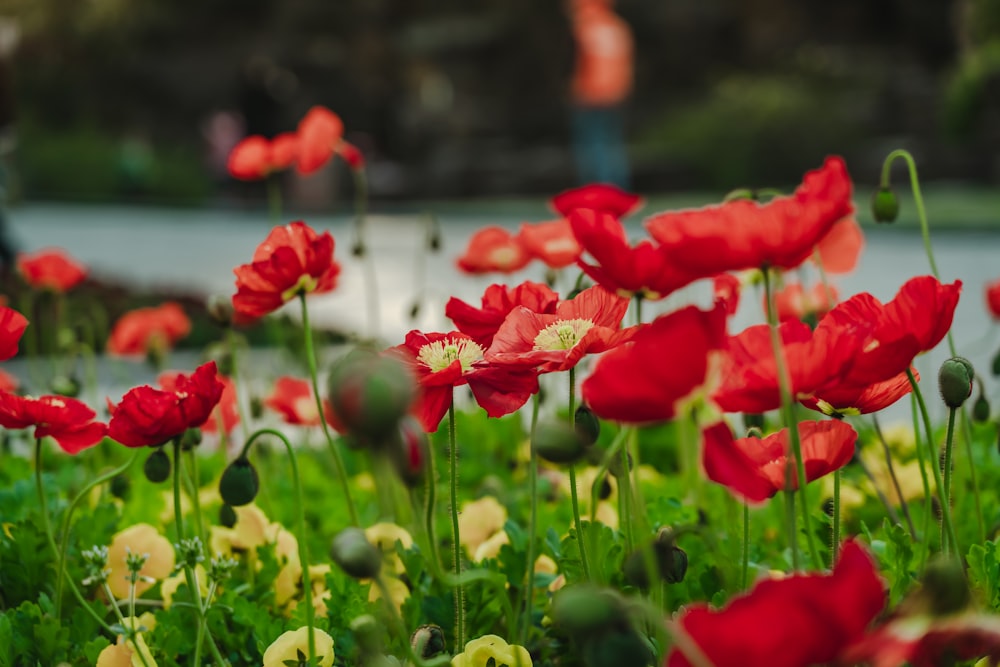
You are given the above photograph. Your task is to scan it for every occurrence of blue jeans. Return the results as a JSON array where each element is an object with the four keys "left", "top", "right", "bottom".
[{"left": 571, "top": 105, "right": 630, "bottom": 188}]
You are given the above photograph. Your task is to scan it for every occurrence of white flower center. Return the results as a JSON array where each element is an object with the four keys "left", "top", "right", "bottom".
[
  {"left": 417, "top": 338, "right": 484, "bottom": 373},
  {"left": 533, "top": 318, "right": 595, "bottom": 351}
]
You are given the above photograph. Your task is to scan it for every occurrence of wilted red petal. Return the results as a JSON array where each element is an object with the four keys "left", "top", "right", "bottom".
[
  {"left": 668, "top": 539, "right": 886, "bottom": 667},
  {"left": 648, "top": 156, "right": 854, "bottom": 276}
]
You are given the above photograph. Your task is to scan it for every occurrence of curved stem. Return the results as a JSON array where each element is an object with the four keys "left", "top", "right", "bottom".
[
  {"left": 447, "top": 400, "right": 465, "bottom": 649},
  {"left": 907, "top": 369, "right": 959, "bottom": 555},
  {"left": 880, "top": 150, "right": 940, "bottom": 278},
  {"left": 55, "top": 449, "right": 142, "bottom": 617},
  {"left": 943, "top": 407, "right": 958, "bottom": 545},
  {"left": 238, "top": 427, "right": 317, "bottom": 665},
  {"left": 299, "top": 293, "right": 359, "bottom": 526},
  {"left": 518, "top": 393, "right": 541, "bottom": 646}
]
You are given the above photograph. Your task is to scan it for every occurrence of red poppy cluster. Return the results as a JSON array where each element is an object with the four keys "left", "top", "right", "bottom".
[
  {"left": 17, "top": 249, "right": 87, "bottom": 292},
  {"left": 106, "top": 302, "right": 192, "bottom": 357},
  {"left": 226, "top": 104, "right": 365, "bottom": 184}
]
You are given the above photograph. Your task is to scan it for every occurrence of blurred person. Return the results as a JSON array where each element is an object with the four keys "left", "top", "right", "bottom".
[{"left": 567, "top": 0, "right": 634, "bottom": 188}]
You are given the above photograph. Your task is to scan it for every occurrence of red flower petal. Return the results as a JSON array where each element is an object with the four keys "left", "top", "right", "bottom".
[
  {"left": 296, "top": 106, "right": 344, "bottom": 175},
  {"left": 987, "top": 278, "right": 1000, "bottom": 320},
  {"left": 456, "top": 227, "right": 532, "bottom": 275},
  {"left": 107, "top": 302, "right": 191, "bottom": 357},
  {"left": 0, "top": 307, "right": 28, "bottom": 361},
  {"left": 517, "top": 219, "right": 581, "bottom": 269},
  {"left": 227, "top": 135, "right": 271, "bottom": 180},
  {"left": 445, "top": 281, "right": 559, "bottom": 348},
  {"left": 264, "top": 376, "right": 322, "bottom": 426},
  {"left": 814, "top": 215, "right": 864, "bottom": 274},
  {"left": 550, "top": 183, "right": 643, "bottom": 219},
  {"left": 17, "top": 249, "right": 87, "bottom": 292},
  {"left": 0, "top": 392, "right": 106, "bottom": 455}
]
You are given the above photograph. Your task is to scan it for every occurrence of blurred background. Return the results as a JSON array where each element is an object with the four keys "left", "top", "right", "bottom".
[{"left": 3, "top": 0, "right": 1000, "bottom": 206}]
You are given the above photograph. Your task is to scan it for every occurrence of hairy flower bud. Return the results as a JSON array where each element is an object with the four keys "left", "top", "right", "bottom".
[
  {"left": 328, "top": 349, "right": 416, "bottom": 444},
  {"left": 871, "top": 186, "right": 900, "bottom": 223},
  {"left": 973, "top": 391, "right": 991, "bottom": 423},
  {"left": 574, "top": 404, "right": 601, "bottom": 447},
  {"left": 143, "top": 448, "right": 171, "bottom": 483},
  {"left": 218, "top": 456, "right": 259, "bottom": 506},
  {"left": 410, "top": 624, "right": 446, "bottom": 659},
  {"left": 939, "top": 356, "right": 974, "bottom": 409},
  {"left": 532, "top": 418, "right": 587, "bottom": 464},
  {"left": 330, "top": 527, "right": 382, "bottom": 579}
]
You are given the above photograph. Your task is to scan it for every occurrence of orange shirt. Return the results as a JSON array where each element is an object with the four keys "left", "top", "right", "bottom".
[{"left": 571, "top": 6, "right": 634, "bottom": 107}]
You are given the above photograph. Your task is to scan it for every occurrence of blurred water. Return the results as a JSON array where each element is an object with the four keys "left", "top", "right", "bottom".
[{"left": 9, "top": 203, "right": 1000, "bottom": 427}]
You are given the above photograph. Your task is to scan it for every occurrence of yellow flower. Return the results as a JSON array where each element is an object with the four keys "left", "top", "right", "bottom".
[
  {"left": 273, "top": 528, "right": 303, "bottom": 607},
  {"left": 107, "top": 524, "right": 175, "bottom": 599},
  {"left": 368, "top": 575, "right": 410, "bottom": 612},
  {"left": 262, "top": 627, "right": 335, "bottom": 667},
  {"left": 96, "top": 614, "right": 158, "bottom": 667},
  {"left": 161, "top": 564, "right": 208, "bottom": 609},
  {"left": 286, "top": 564, "right": 332, "bottom": 617},
  {"left": 364, "top": 522, "right": 414, "bottom": 575},
  {"left": 451, "top": 635, "right": 531, "bottom": 667},
  {"left": 474, "top": 530, "right": 509, "bottom": 562},
  {"left": 458, "top": 496, "right": 507, "bottom": 555},
  {"left": 534, "top": 554, "right": 557, "bottom": 575}
]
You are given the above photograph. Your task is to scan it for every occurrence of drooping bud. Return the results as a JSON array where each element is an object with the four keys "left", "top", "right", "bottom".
[
  {"left": 552, "top": 584, "right": 629, "bottom": 636},
  {"left": 532, "top": 418, "right": 587, "bottom": 464},
  {"left": 871, "top": 186, "right": 900, "bottom": 223},
  {"left": 410, "top": 624, "right": 446, "bottom": 659},
  {"left": 939, "top": 356, "right": 974, "bottom": 408},
  {"left": 921, "top": 555, "right": 971, "bottom": 615},
  {"left": 219, "top": 503, "right": 237, "bottom": 528},
  {"left": 973, "top": 389, "right": 991, "bottom": 423},
  {"left": 218, "top": 456, "right": 259, "bottom": 506},
  {"left": 110, "top": 473, "right": 131, "bottom": 500},
  {"left": 574, "top": 404, "right": 601, "bottom": 447},
  {"left": 143, "top": 447, "right": 172, "bottom": 483},
  {"left": 388, "top": 416, "right": 428, "bottom": 488},
  {"left": 327, "top": 349, "right": 416, "bottom": 444},
  {"left": 330, "top": 527, "right": 382, "bottom": 579},
  {"left": 623, "top": 528, "right": 688, "bottom": 589}
]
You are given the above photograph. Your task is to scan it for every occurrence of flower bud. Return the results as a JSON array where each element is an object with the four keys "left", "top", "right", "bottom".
[
  {"left": 552, "top": 585, "right": 628, "bottom": 636},
  {"left": 410, "top": 625, "right": 446, "bottom": 659},
  {"left": 328, "top": 349, "right": 416, "bottom": 444},
  {"left": 143, "top": 448, "right": 171, "bottom": 483},
  {"left": 939, "top": 356, "right": 974, "bottom": 409},
  {"left": 992, "top": 347, "right": 1000, "bottom": 377},
  {"left": 623, "top": 528, "right": 687, "bottom": 589},
  {"left": 608, "top": 450, "right": 633, "bottom": 478},
  {"left": 871, "top": 186, "right": 900, "bottom": 223},
  {"left": 921, "top": 555, "right": 970, "bottom": 615},
  {"left": 219, "top": 503, "right": 237, "bottom": 528},
  {"left": 330, "top": 527, "right": 382, "bottom": 579},
  {"left": 110, "top": 473, "right": 131, "bottom": 500},
  {"left": 179, "top": 427, "right": 202, "bottom": 451},
  {"left": 574, "top": 404, "right": 601, "bottom": 447},
  {"left": 742, "top": 412, "right": 765, "bottom": 431},
  {"left": 218, "top": 456, "right": 259, "bottom": 507},
  {"left": 532, "top": 418, "right": 587, "bottom": 465},
  {"left": 973, "top": 391, "right": 991, "bottom": 423}
]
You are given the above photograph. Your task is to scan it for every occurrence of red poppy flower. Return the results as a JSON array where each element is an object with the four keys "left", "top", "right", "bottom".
[
  {"left": 517, "top": 219, "right": 582, "bottom": 269},
  {"left": 0, "top": 306, "right": 28, "bottom": 361},
  {"left": 843, "top": 610, "right": 1000, "bottom": 667},
  {"left": 0, "top": 392, "right": 107, "bottom": 454},
  {"left": 232, "top": 221, "right": 340, "bottom": 320},
  {"left": 666, "top": 539, "right": 885, "bottom": 667},
  {"left": 158, "top": 371, "right": 238, "bottom": 435},
  {"left": 814, "top": 215, "right": 864, "bottom": 274},
  {"left": 445, "top": 281, "right": 560, "bottom": 349},
  {"left": 772, "top": 282, "right": 839, "bottom": 323},
  {"left": 986, "top": 278, "right": 1000, "bottom": 320},
  {"left": 802, "top": 369, "right": 916, "bottom": 418},
  {"left": 108, "top": 362, "right": 224, "bottom": 448},
  {"left": 264, "top": 376, "right": 327, "bottom": 426},
  {"left": 337, "top": 141, "right": 365, "bottom": 170},
  {"left": 701, "top": 419, "right": 857, "bottom": 504},
  {"left": 712, "top": 318, "right": 870, "bottom": 414},
  {"left": 485, "top": 285, "right": 632, "bottom": 374},
  {"left": 713, "top": 273, "right": 742, "bottom": 317},
  {"left": 107, "top": 302, "right": 191, "bottom": 357},
  {"left": 456, "top": 226, "right": 532, "bottom": 274},
  {"left": 581, "top": 302, "right": 728, "bottom": 424},
  {"left": 17, "top": 249, "right": 87, "bottom": 292},
  {"left": 816, "top": 276, "right": 961, "bottom": 388},
  {"left": 227, "top": 132, "right": 299, "bottom": 180},
  {"left": 387, "top": 331, "right": 538, "bottom": 432},
  {"left": 568, "top": 208, "right": 696, "bottom": 299},
  {"left": 550, "top": 183, "right": 643, "bottom": 219},
  {"left": 296, "top": 106, "right": 345, "bottom": 175},
  {"left": 646, "top": 156, "right": 854, "bottom": 276}
]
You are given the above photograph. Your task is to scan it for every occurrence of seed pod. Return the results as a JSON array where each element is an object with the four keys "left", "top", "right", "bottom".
[
  {"left": 218, "top": 456, "right": 259, "bottom": 507},
  {"left": 143, "top": 448, "right": 171, "bottom": 483}
]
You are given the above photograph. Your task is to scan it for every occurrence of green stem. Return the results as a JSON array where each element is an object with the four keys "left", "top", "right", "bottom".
[
  {"left": 907, "top": 369, "right": 959, "bottom": 555},
  {"left": 832, "top": 469, "right": 841, "bottom": 563},
  {"left": 447, "top": 400, "right": 465, "bottom": 649},
  {"left": 266, "top": 175, "right": 282, "bottom": 225},
  {"left": 960, "top": 409, "right": 987, "bottom": 544},
  {"left": 762, "top": 268, "right": 821, "bottom": 570},
  {"left": 880, "top": 150, "right": 940, "bottom": 278},
  {"left": 943, "top": 407, "right": 958, "bottom": 545},
  {"left": 186, "top": 449, "right": 206, "bottom": 546},
  {"left": 55, "top": 449, "right": 142, "bottom": 618},
  {"left": 299, "top": 293, "right": 359, "bottom": 526},
  {"left": 567, "top": 368, "right": 591, "bottom": 581},
  {"left": 423, "top": 432, "right": 442, "bottom": 572},
  {"left": 103, "top": 582, "right": 153, "bottom": 667},
  {"left": 741, "top": 501, "right": 750, "bottom": 590},
  {"left": 518, "top": 393, "right": 541, "bottom": 646},
  {"left": 237, "top": 428, "right": 317, "bottom": 666}
]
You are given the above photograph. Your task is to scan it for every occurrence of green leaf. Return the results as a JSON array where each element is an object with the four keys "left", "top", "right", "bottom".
[{"left": 968, "top": 539, "right": 1000, "bottom": 611}]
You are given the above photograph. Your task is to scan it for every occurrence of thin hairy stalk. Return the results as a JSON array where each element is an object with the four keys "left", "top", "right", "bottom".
[
  {"left": 299, "top": 292, "right": 360, "bottom": 526},
  {"left": 906, "top": 369, "right": 959, "bottom": 555},
  {"left": 447, "top": 400, "right": 465, "bottom": 648}
]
